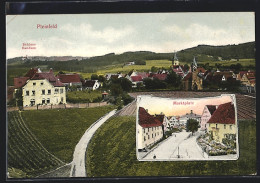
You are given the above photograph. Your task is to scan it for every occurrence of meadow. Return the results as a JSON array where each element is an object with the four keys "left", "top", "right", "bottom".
[
  {"left": 86, "top": 117, "right": 256, "bottom": 176},
  {"left": 20, "top": 105, "right": 116, "bottom": 163},
  {"left": 66, "top": 90, "right": 102, "bottom": 103}
]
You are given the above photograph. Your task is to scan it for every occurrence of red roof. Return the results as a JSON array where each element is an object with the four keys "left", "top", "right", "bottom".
[
  {"left": 207, "top": 102, "right": 235, "bottom": 124},
  {"left": 239, "top": 71, "right": 247, "bottom": 78},
  {"left": 31, "top": 72, "right": 64, "bottom": 87},
  {"left": 206, "top": 105, "right": 217, "bottom": 115},
  {"left": 84, "top": 80, "right": 97, "bottom": 87},
  {"left": 14, "top": 77, "right": 30, "bottom": 88},
  {"left": 138, "top": 107, "right": 163, "bottom": 128},
  {"left": 155, "top": 114, "right": 165, "bottom": 122},
  {"left": 152, "top": 74, "right": 168, "bottom": 80},
  {"left": 24, "top": 68, "right": 38, "bottom": 78},
  {"left": 57, "top": 74, "right": 81, "bottom": 83},
  {"left": 197, "top": 67, "right": 206, "bottom": 73},
  {"left": 131, "top": 75, "right": 143, "bottom": 82}
]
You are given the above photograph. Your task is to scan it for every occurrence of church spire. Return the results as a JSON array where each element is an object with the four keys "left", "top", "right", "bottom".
[
  {"left": 191, "top": 56, "right": 197, "bottom": 72},
  {"left": 172, "top": 51, "right": 179, "bottom": 66}
]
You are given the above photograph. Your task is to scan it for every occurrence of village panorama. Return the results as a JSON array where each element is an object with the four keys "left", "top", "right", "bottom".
[{"left": 7, "top": 43, "right": 256, "bottom": 178}]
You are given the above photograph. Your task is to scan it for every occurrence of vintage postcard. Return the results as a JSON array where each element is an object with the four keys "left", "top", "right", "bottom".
[{"left": 6, "top": 11, "right": 256, "bottom": 178}]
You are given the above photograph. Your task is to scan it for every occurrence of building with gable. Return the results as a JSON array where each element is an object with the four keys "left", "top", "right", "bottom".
[
  {"left": 83, "top": 80, "right": 100, "bottom": 90},
  {"left": 200, "top": 105, "right": 217, "bottom": 131},
  {"left": 56, "top": 73, "right": 82, "bottom": 88},
  {"left": 137, "top": 107, "right": 164, "bottom": 151},
  {"left": 22, "top": 68, "right": 66, "bottom": 107},
  {"left": 207, "top": 102, "right": 236, "bottom": 142}
]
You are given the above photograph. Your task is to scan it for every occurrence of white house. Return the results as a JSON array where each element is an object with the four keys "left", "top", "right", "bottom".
[
  {"left": 137, "top": 107, "right": 164, "bottom": 151},
  {"left": 22, "top": 69, "right": 66, "bottom": 107}
]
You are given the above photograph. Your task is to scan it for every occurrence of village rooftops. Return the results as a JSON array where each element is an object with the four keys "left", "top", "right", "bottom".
[
  {"left": 138, "top": 107, "right": 163, "bottom": 128},
  {"left": 131, "top": 75, "right": 143, "bottom": 82},
  {"left": 84, "top": 80, "right": 97, "bottom": 87},
  {"left": 207, "top": 102, "right": 235, "bottom": 124},
  {"left": 24, "top": 68, "right": 41, "bottom": 78},
  {"left": 14, "top": 77, "right": 30, "bottom": 88},
  {"left": 56, "top": 73, "right": 81, "bottom": 84},
  {"left": 30, "top": 70, "right": 64, "bottom": 87}
]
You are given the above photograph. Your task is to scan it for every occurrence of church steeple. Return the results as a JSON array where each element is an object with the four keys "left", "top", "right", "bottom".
[
  {"left": 172, "top": 51, "right": 179, "bottom": 66},
  {"left": 191, "top": 56, "right": 197, "bottom": 72}
]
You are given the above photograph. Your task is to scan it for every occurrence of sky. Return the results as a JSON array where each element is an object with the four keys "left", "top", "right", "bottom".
[
  {"left": 137, "top": 95, "right": 234, "bottom": 116},
  {"left": 6, "top": 12, "right": 255, "bottom": 59}
]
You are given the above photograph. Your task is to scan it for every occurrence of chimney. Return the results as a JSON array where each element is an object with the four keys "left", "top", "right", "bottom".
[{"left": 145, "top": 109, "right": 148, "bottom": 113}]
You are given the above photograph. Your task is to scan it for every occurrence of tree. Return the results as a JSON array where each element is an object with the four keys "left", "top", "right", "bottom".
[
  {"left": 186, "top": 119, "right": 199, "bottom": 135},
  {"left": 151, "top": 66, "right": 158, "bottom": 73},
  {"left": 98, "top": 75, "right": 105, "bottom": 82},
  {"left": 184, "top": 64, "right": 190, "bottom": 72},
  {"left": 166, "top": 71, "right": 181, "bottom": 88},
  {"left": 110, "top": 84, "right": 123, "bottom": 96},
  {"left": 118, "top": 78, "right": 132, "bottom": 92},
  {"left": 91, "top": 74, "right": 99, "bottom": 80}
]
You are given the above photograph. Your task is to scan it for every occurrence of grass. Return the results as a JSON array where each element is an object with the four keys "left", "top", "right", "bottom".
[
  {"left": 8, "top": 111, "right": 65, "bottom": 178},
  {"left": 86, "top": 117, "right": 256, "bottom": 176},
  {"left": 205, "top": 58, "right": 255, "bottom": 67},
  {"left": 66, "top": 90, "right": 102, "bottom": 103},
  {"left": 68, "top": 60, "right": 173, "bottom": 79},
  {"left": 20, "top": 105, "right": 116, "bottom": 163}
]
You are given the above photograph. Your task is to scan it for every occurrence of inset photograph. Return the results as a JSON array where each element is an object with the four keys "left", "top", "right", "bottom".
[{"left": 136, "top": 94, "right": 239, "bottom": 161}]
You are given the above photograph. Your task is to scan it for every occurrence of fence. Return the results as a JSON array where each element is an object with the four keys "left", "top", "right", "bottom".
[{"left": 7, "top": 102, "right": 109, "bottom": 111}]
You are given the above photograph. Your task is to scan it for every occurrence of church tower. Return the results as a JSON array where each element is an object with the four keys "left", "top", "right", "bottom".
[
  {"left": 191, "top": 56, "right": 197, "bottom": 72},
  {"left": 172, "top": 51, "right": 179, "bottom": 66}
]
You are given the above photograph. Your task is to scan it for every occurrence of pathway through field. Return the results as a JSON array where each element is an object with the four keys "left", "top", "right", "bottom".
[{"left": 70, "top": 109, "right": 116, "bottom": 177}]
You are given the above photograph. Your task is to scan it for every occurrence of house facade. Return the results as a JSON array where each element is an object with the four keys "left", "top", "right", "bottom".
[
  {"left": 137, "top": 107, "right": 164, "bottom": 151},
  {"left": 207, "top": 102, "right": 236, "bottom": 142},
  {"left": 200, "top": 105, "right": 217, "bottom": 131},
  {"left": 22, "top": 70, "right": 66, "bottom": 107}
]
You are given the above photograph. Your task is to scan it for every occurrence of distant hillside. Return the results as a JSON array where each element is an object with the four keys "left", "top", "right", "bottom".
[{"left": 7, "top": 41, "right": 255, "bottom": 72}]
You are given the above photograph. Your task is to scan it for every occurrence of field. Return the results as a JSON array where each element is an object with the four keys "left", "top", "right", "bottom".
[
  {"left": 20, "top": 105, "right": 116, "bottom": 163},
  {"left": 70, "top": 60, "right": 173, "bottom": 79},
  {"left": 86, "top": 117, "right": 256, "bottom": 176},
  {"left": 66, "top": 90, "right": 102, "bottom": 103},
  {"left": 8, "top": 111, "right": 65, "bottom": 178},
  {"left": 207, "top": 59, "right": 255, "bottom": 67}
]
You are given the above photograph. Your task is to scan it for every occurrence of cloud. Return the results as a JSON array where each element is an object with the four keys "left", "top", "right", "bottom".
[
  {"left": 163, "top": 23, "right": 254, "bottom": 47},
  {"left": 60, "top": 23, "right": 135, "bottom": 43}
]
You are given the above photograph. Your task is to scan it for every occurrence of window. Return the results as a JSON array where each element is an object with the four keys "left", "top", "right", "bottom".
[
  {"left": 216, "top": 124, "right": 218, "bottom": 128},
  {"left": 152, "top": 134, "right": 153, "bottom": 138},
  {"left": 48, "top": 90, "right": 51, "bottom": 95},
  {"left": 55, "top": 88, "right": 59, "bottom": 93},
  {"left": 42, "top": 99, "right": 45, "bottom": 104},
  {"left": 230, "top": 125, "right": 232, "bottom": 130},
  {"left": 47, "top": 98, "right": 50, "bottom": 104},
  {"left": 32, "top": 90, "right": 35, "bottom": 96},
  {"left": 148, "top": 135, "right": 150, "bottom": 139},
  {"left": 224, "top": 124, "right": 226, "bottom": 129},
  {"left": 41, "top": 82, "right": 44, "bottom": 85},
  {"left": 144, "top": 136, "right": 146, "bottom": 141},
  {"left": 33, "top": 82, "right": 36, "bottom": 86},
  {"left": 26, "top": 91, "right": 29, "bottom": 96},
  {"left": 143, "top": 129, "right": 145, "bottom": 133},
  {"left": 42, "top": 90, "right": 45, "bottom": 95},
  {"left": 61, "top": 97, "right": 64, "bottom": 102},
  {"left": 155, "top": 133, "right": 156, "bottom": 137},
  {"left": 60, "top": 88, "right": 64, "bottom": 94},
  {"left": 148, "top": 128, "right": 149, "bottom": 132}
]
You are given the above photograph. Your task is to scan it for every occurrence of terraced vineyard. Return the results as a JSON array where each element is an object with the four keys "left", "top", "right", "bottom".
[{"left": 7, "top": 111, "right": 65, "bottom": 178}]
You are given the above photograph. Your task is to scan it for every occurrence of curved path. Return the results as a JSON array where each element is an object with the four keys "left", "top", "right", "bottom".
[{"left": 70, "top": 109, "right": 117, "bottom": 177}]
